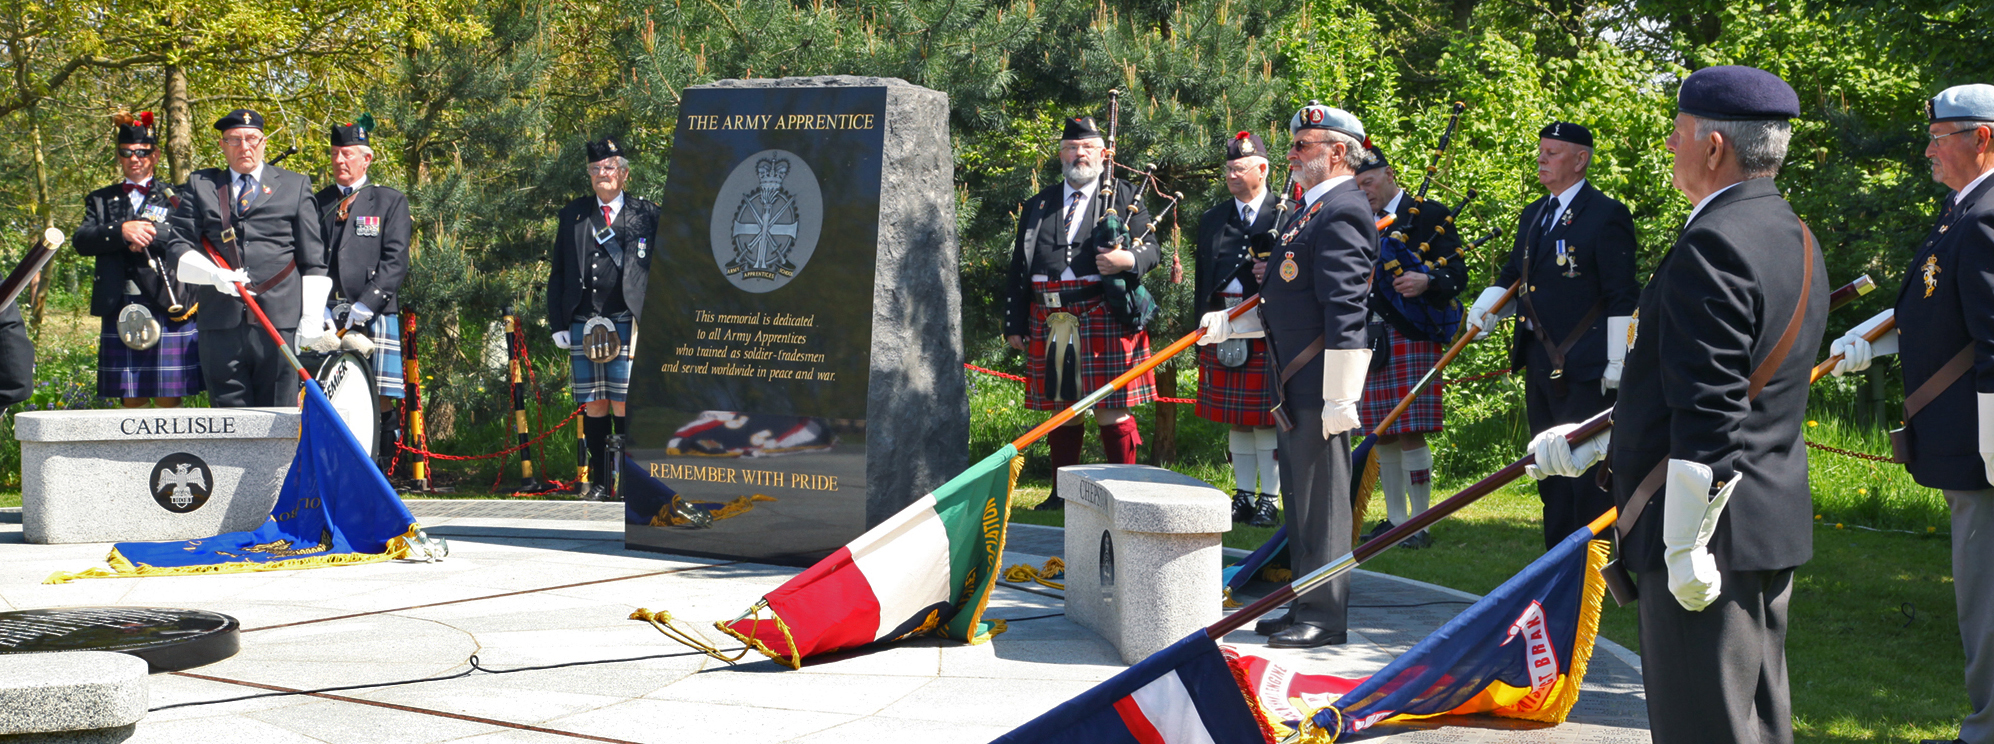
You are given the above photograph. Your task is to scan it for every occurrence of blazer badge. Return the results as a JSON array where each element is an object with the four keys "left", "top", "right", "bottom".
[
  {"left": 1923, "top": 254, "right": 1942, "bottom": 298},
  {"left": 1279, "top": 251, "right": 1298, "bottom": 283}
]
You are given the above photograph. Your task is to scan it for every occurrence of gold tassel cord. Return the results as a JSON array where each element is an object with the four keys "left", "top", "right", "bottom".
[
  {"left": 44, "top": 526, "right": 424, "bottom": 585},
  {"left": 1350, "top": 449, "right": 1378, "bottom": 546},
  {"left": 629, "top": 608, "right": 752, "bottom": 664},
  {"left": 1001, "top": 556, "right": 1066, "bottom": 590}
]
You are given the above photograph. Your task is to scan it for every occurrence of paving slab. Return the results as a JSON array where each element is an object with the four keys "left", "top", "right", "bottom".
[{"left": 0, "top": 503, "right": 1646, "bottom": 743}]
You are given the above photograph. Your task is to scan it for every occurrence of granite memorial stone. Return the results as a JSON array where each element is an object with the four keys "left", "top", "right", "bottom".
[
  {"left": 0, "top": 651, "right": 146, "bottom": 737},
  {"left": 626, "top": 76, "right": 965, "bottom": 566},
  {"left": 1059, "top": 464, "right": 1231, "bottom": 664},
  {"left": 17, "top": 408, "right": 300, "bottom": 544}
]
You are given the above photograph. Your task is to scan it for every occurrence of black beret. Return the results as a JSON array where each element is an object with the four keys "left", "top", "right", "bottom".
[
  {"left": 585, "top": 138, "right": 626, "bottom": 163},
  {"left": 1677, "top": 65, "right": 1800, "bottom": 121},
  {"left": 214, "top": 108, "right": 265, "bottom": 132},
  {"left": 1539, "top": 121, "right": 1593, "bottom": 148},
  {"left": 330, "top": 113, "right": 374, "bottom": 148},
  {"left": 1062, "top": 116, "right": 1102, "bottom": 141},
  {"left": 115, "top": 112, "right": 156, "bottom": 146},
  {"left": 1353, "top": 144, "right": 1391, "bottom": 174},
  {"left": 1225, "top": 131, "right": 1269, "bottom": 161}
]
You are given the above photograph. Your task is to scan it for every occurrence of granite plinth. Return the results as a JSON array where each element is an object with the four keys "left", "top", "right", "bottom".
[
  {"left": 1059, "top": 464, "right": 1231, "bottom": 664},
  {"left": 17, "top": 408, "right": 300, "bottom": 544},
  {"left": 0, "top": 651, "right": 147, "bottom": 735}
]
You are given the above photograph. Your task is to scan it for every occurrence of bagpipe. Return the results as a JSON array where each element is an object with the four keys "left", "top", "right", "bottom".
[{"left": 1372, "top": 102, "right": 1472, "bottom": 344}]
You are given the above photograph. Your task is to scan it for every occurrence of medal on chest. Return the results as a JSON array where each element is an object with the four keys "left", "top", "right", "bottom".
[
  {"left": 1279, "top": 251, "right": 1299, "bottom": 283},
  {"left": 354, "top": 215, "right": 381, "bottom": 237},
  {"left": 1923, "top": 254, "right": 1942, "bottom": 298},
  {"left": 142, "top": 204, "right": 170, "bottom": 224},
  {"left": 636, "top": 238, "right": 647, "bottom": 259}
]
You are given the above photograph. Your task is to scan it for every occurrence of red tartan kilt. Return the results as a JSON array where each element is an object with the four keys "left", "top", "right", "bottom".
[
  {"left": 1195, "top": 340, "right": 1277, "bottom": 427},
  {"left": 1359, "top": 327, "right": 1445, "bottom": 435},
  {"left": 1024, "top": 282, "right": 1155, "bottom": 411}
]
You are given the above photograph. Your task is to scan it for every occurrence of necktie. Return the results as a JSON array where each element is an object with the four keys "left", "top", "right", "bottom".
[
  {"left": 123, "top": 183, "right": 145, "bottom": 195},
  {"left": 341, "top": 186, "right": 353, "bottom": 197},
  {"left": 1240, "top": 205, "right": 1255, "bottom": 226},
  {"left": 602, "top": 205, "right": 614, "bottom": 226},
  {"left": 1064, "top": 190, "right": 1085, "bottom": 241},
  {"left": 236, "top": 173, "right": 257, "bottom": 216},
  {"left": 1539, "top": 197, "right": 1559, "bottom": 237}
]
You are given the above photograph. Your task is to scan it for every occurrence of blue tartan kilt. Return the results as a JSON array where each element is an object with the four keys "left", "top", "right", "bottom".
[
  {"left": 366, "top": 312, "right": 405, "bottom": 398},
  {"left": 97, "top": 298, "right": 204, "bottom": 399},
  {"left": 569, "top": 318, "right": 634, "bottom": 404}
]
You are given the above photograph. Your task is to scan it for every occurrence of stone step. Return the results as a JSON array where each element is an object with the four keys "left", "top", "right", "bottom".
[{"left": 0, "top": 651, "right": 147, "bottom": 736}]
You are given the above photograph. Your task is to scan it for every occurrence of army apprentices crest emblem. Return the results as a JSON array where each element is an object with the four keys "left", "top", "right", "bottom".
[
  {"left": 1279, "top": 251, "right": 1299, "bottom": 282},
  {"left": 709, "top": 149, "right": 824, "bottom": 293}
]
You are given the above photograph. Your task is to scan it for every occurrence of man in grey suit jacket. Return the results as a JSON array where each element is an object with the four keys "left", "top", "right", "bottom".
[{"left": 163, "top": 108, "right": 332, "bottom": 407}]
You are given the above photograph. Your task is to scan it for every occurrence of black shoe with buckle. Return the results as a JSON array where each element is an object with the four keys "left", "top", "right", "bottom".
[
  {"left": 1268, "top": 621, "right": 1347, "bottom": 649},
  {"left": 1246, "top": 493, "right": 1280, "bottom": 527},
  {"left": 1360, "top": 519, "right": 1396, "bottom": 543},
  {"left": 1230, "top": 490, "right": 1256, "bottom": 523}
]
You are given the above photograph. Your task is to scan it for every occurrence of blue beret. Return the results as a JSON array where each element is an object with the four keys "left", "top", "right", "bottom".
[
  {"left": 1928, "top": 84, "right": 1994, "bottom": 123},
  {"left": 1539, "top": 121, "right": 1593, "bottom": 148},
  {"left": 1289, "top": 100, "right": 1365, "bottom": 140},
  {"left": 213, "top": 108, "right": 265, "bottom": 132},
  {"left": 1677, "top": 65, "right": 1800, "bottom": 121}
]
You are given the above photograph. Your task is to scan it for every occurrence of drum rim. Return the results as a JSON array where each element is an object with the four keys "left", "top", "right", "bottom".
[{"left": 314, "top": 350, "right": 379, "bottom": 457}]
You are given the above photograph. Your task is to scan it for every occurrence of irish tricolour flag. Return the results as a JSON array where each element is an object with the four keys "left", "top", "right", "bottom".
[{"left": 717, "top": 446, "right": 1020, "bottom": 668}]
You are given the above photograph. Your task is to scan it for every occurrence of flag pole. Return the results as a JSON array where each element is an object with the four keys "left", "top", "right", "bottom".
[
  {"left": 1208, "top": 407, "right": 1613, "bottom": 639},
  {"left": 201, "top": 239, "right": 313, "bottom": 383},
  {"left": 1811, "top": 314, "right": 1895, "bottom": 384}
]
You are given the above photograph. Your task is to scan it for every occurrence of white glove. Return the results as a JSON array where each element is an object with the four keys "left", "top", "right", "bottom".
[
  {"left": 347, "top": 301, "right": 376, "bottom": 329},
  {"left": 176, "top": 251, "right": 252, "bottom": 298},
  {"left": 1828, "top": 309, "right": 1898, "bottom": 377},
  {"left": 1979, "top": 393, "right": 1994, "bottom": 485},
  {"left": 552, "top": 330, "right": 572, "bottom": 349},
  {"left": 298, "top": 276, "right": 334, "bottom": 340},
  {"left": 1195, "top": 309, "right": 1264, "bottom": 345},
  {"left": 1464, "top": 285, "right": 1514, "bottom": 341},
  {"left": 1603, "top": 315, "right": 1632, "bottom": 393},
  {"left": 1662, "top": 459, "right": 1736, "bottom": 612},
  {"left": 1319, "top": 348, "right": 1371, "bottom": 437},
  {"left": 1525, "top": 423, "right": 1611, "bottom": 480}
]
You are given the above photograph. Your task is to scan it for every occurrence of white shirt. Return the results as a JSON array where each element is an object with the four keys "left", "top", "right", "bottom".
[
  {"left": 1379, "top": 189, "right": 1404, "bottom": 219},
  {"left": 1061, "top": 180, "right": 1101, "bottom": 244},
  {"left": 230, "top": 163, "right": 267, "bottom": 204},
  {"left": 337, "top": 176, "right": 370, "bottom": 196},
  {"left": 1302, "top": 175, "right": 1352, "bottom": 209},
  {"left": 1955, "top": 168, "right": 1994, "bottom": 206},
  {"left": 1684, "top": 181, "right": 1743, "bottom": 227},
  {"left": 1547, "top": 179, "right": 1585, "bottom": 227},
  {"left": 598, "top": 192, "right": 626, "bottom": 224},
  {"left": 123, "top": 178, "right": 153, "bottom": 212}
]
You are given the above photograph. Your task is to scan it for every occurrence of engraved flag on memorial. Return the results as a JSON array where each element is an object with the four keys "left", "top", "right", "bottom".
[
  {"left": 46, "top": 381, "right": 422, "bottom": 583},
  {"left": 707, "top": 446, "right": 1020, "bottom": 668},
  {"left": 1229, "top": 522, "right": 1610, "bottom": 738}
]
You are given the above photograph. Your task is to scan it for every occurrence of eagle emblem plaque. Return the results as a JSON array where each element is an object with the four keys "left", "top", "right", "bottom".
[{"left": 150, "top": 452, "right": 213, "bottom": 513}]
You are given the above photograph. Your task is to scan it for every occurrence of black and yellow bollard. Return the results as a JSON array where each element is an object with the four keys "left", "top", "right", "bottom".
[
  {"left": 505, "top": 307, "right": 557, "bottom": 494},
  {"left": 401, "top": 311, "right": 430, "bottom": 492}
]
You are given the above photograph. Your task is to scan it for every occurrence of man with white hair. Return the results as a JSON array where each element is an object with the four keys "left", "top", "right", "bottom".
[
  {"left": 314, "top": 114, "right": 411, "bottom": 454},
  {"left": 1192, "top": 131, "right": 1282, "bottom": 527},
  {"left": 163, "top": 108, "right": 332, "bottom": 407},
  {"left": 1199, "top": 101, "right": 1376, "bottom": 649},
  {"left": 548, "top": 138, "right": 656, "bottom": 502},
  {"left": 1464, "top": 121, "right": 1639, "bottom": 549},
  {"left": 1532, "top": 65, "right": 1825, "bottom": 744},
  {"left": 1828, "top": 83, "right": 1994, "bottom": 744},
  {"left": 1002, "top": 116, "right": 1160, "bottom": 510}
]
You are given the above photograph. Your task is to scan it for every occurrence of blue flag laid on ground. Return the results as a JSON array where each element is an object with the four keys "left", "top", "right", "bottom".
[
  {"left": 992, "top": 632, "right": 1272, "bottom": 744},
  {"left": 46, "top": 380, "right": 421, "bottom": 583}
]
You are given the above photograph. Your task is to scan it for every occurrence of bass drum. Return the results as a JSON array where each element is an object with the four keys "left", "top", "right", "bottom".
[{"left": 307, "top": 350, "right": 379, "bottom": 458}]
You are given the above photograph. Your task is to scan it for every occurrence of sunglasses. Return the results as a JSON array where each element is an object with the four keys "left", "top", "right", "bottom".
[
  {"left": 117, "top": 149, "right": 155, "bottom": 159},
  {"left": 1290, "top": 138, "right": 1330, "bottom": 151}
]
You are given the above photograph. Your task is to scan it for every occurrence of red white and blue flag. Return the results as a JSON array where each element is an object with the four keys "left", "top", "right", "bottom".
[{"left": 992, "top": 633, "right": 1271, "bottom": 744}]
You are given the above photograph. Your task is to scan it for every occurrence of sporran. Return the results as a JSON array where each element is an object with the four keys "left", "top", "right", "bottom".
[
  {"left": 117, "top": 303, "right": 162, "bottom": 351},
  {"left": 582, "top": 315, "right": 623, "bottom": 364}
]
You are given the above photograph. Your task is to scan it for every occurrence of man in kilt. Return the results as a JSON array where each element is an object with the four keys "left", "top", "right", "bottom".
[
  {"left": 74, "top": 111, "right": 203, "bottom": 407},
  {"left": 314, "top": 114, "right": 411, "bottom": 458},
  {"left": 1194, "top": 131, "right": 1283, "bottom": 526},
  {"left": 1003, "top": 116, "right": 1159, "bottom": 510},
  {"left": 548, "top": 138, "right": 656, "bottom": 502},
  {"left": 1352, "top": 144, "right": 1467, "bottom": 548},
  {"left": 1465, "top": 121, "right": 1640, "bottom": 549}
]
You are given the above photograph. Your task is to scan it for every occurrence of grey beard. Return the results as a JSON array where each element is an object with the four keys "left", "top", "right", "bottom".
[
  {"left": 1292, "top": 156, "right": 1330, "bottom": 186},
  {"left": 1063, "top": 159, "right": 1103, "bottom": 186}
]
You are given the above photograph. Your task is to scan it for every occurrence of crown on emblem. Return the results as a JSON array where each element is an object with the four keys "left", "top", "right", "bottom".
[{"left": 755, "top": 157, "right": 790, "bottom": 189}]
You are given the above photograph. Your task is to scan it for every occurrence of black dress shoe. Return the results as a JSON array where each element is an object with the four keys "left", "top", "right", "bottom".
[
  {"left": 1359, "top": 519, "right": 1396, "bottom": 543},
  {"left": 1032, "top": 495, "right": 1064, "bottom": 511},
  {"left": 583, "top": 483, "right": 620, "bottom": 502},
  {"left": 1246, "top": 493, "right": 1280, "bottom": 527},
  {"left": 1230, "top": 489, "right": 1255, "bottom": 523},
  {"left": 1253, "top": 612, "right": 1293, "bottom": 636},
  {"left": 1399, "top": 530, "right": 1433, "bottom": 550},
  {"left": 1268, "top": 621, "right": 1347, "bottom": 649}
]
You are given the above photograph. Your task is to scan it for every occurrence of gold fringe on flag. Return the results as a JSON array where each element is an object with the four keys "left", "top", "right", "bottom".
[{"left": 43, "top": 526, "right": 424, "bottom": 585}]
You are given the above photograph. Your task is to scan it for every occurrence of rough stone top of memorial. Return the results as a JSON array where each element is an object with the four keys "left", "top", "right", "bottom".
[
  {"left": 1057, "top": 464, "right": 1232, "bottom": 534},
  {"left": 694, "top": 75, "right": 925, "bottom": 90},
  {"left": 15, "top": 407, "right": 301, "bottom": 443},
  {"left": 0, "top": 651, "right": 148, "bottom": 734}
]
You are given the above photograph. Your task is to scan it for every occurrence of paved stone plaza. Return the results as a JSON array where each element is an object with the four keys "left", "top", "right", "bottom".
[{"left": 0, "top": 501, "right": 1648, "bottom": 743}]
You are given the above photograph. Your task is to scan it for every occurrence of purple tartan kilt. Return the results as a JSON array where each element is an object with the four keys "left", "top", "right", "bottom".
[
  {"left": 1023, "top": 282, "right": 1154, "bottom": 411},
  {"left": 1359, "top": 325, "right": 1444, "bottom": 435},
  {"left": 97, "top": 301, "right": 204, "bottom": 399},
  {"left": 1194, "top": 339, "right": 1276, "bottom": 427}
]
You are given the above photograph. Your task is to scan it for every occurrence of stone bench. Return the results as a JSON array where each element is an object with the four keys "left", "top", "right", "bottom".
[
  {"left": 18, "top": 408, "right": 301, "bottom": 544},
  {"left": 1059, "top": 464, "right": 1231, "bottom": 664},
  {"left": 0, "top": 651, "right": 147, "bottom": 739}
]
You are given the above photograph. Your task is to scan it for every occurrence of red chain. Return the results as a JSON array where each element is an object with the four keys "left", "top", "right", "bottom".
[
  {"left": 396, "top": 404, "right": 587, "bottom": 461},
  {"left": 1806, "top": 440, "right": 1894, "bottom": 462},
  {"left": 1444, "top": 367, "right": 1512, "bottom": 385}
]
